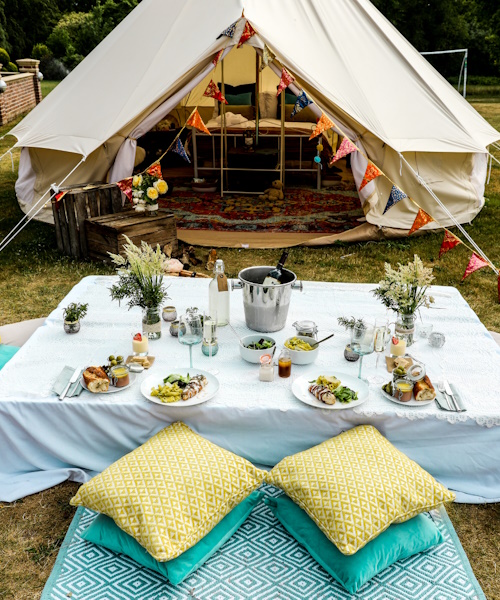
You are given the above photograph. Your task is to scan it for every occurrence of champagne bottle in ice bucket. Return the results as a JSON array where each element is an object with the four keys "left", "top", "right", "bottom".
[
  {"left": 262, "top": 250, "right": 289, "bottom": 286},
  {"left": 209, "top": 259, "right": 229, "bottom": 326}
]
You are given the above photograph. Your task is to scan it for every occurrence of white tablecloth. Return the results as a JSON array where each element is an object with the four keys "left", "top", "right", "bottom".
[{"left": 1, "top": 276, "right": 499, "bottom": 503}]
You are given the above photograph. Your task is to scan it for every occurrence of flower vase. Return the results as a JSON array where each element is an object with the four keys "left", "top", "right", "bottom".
[
  {"left": 395, "top": 313, "right": 416, "bottom": 346},
  {"left": 142, "top": 307, "right": 162, "bottom": 339},
  {"left": 145, "top": 203, "right": 159, "bottom": 216},
  {"left": 64, "top": 320, "right": 80, "bottom": 334}
]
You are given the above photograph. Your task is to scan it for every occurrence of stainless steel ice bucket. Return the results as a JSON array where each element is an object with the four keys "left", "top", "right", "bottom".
[{"left": 232, "top": 266, "right": 303, "bottom": 332}]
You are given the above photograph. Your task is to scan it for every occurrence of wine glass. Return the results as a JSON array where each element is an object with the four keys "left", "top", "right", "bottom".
[
  {"left": 368, "top": 318, "right": 390, "bottom": 384},
  {"left": 350, "top": 322, "right": 376, "bottom": 381},
  {"left": 178, "top": 309, "right": 203, "bottom": 368}
]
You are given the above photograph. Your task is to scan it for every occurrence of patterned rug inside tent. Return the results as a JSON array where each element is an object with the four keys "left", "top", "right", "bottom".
[{"left": 42, "top": 485, "right": 485, "bottom": 600}]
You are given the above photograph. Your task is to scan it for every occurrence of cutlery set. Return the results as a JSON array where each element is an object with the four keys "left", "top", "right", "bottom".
[{"left": 436, "top": 379, "right": 466, "bottom": 412}]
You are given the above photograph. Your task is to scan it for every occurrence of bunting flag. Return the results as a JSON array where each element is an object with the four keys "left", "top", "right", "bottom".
[
  {"left": 212, "top": 49, "right": 224, "bottom": 66},
  {"left": 328, "top": 137, "right": 358, "bottom": 166},
  {"left": 172, "top": 138, "right": 191, "bottom": 163},
  {"left": 439, "top": 230, "right": 461, "bottom": 258},
  {"left": 116, "top": 177, "right": 133, "bottom": 201},
  {"left": 359, "top": 162, "right": 383, "bottom": 191},
  {"left": 309, "top": 113, "right": 335, "bottom": 140},
  {"left": 276, "top": 68, "right": 294, "bottom": 97},
  {"left": 259, "top": 45, "right": 275, "bottom": 71},
  {"left": 146, "top": 163, "right": 162, "bottom": 178},
  {"left": 461, "top": 252, "right": 490, "bottom": 282},
  {"left": 219, "top": 22, "right": 237, "bottom": 38},
  {"left": 408, "top": 208, "right": 434, "bottom": 235},
  {"left": 383, "top": 185, "right": 407, "bottom": 214},
  {"left": 203, "top": 80, "right": 228, "bottom": 104},
  {"left": 53, "top": 190, "right": 68, "bottom": 208},
  {"left": 186, "top": 108, "right": 211, "bottom": 136},
  {"left": 237, "top": 21, "right": 256, "bottom": 47},
  {"left": 291, "top": 91, "right": 313, "bottom": 118}
]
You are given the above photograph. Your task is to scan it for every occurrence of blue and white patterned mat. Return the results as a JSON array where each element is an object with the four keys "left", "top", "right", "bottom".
[{"left": 42, "top": 485, "right": 485, "bottom": 600}]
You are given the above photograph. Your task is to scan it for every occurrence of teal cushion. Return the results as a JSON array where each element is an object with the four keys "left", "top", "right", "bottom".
[
  {"left": 265, "top": 495, "right": 443, "bottom": 594},
  {"left": 82, "top": 490, "right": 264, "bottom": 585},
  {"left": 0, "top": 345, "right": 19, "bottom": 370},
  {"left": 225, "top": 92, "right": 253, "bottom": 106},
  {"left": 284, "top": 91, "right": 296, "bottom": 105}
]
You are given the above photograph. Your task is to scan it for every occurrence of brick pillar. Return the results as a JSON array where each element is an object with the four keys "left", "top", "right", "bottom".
[
  {"left": 16, "top": 58, "right": 42, "bottom": 104},
  {"left": 0, "top": 65, "right": 5, "bottom": 125}
]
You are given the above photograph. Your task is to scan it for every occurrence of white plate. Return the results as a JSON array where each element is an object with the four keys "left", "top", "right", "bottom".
[
  {"left": 291, "top": 372, "right": 369, "bottom": 410},
  {"left": 381, "top": 388, "right": 435, "bottom": 407},
  {"left": 141, "top": 368, "right": 219, "bottom": 406},
  {"left": 81, "top": 372, "right": 137, "bottom": 394}
]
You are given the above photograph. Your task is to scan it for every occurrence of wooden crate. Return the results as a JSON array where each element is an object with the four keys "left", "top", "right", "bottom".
[
  {"left": 51, "top": 182, "right": 123, "bottom": 259},
  {"left": 85, "top": 209, "right": 178, "bottom": 262}
]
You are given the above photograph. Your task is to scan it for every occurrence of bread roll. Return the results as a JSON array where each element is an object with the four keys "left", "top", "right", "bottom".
[
  {"left": 83, "top": 366, "right": 110, "bottom": 393},
  {"left": 413, "top": 375, "right": 436, "bottom": 401}
]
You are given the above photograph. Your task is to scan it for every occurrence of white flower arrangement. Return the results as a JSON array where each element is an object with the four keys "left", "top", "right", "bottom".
[
  {"left": 373, "top": 255, "right": 435, "bottom": 315},
  {"left": 131, "top": 172, "right": 168, "bottom": 212}
]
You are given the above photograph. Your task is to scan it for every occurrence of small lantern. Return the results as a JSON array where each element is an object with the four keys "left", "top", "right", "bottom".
[{"left": 243, "top": 129, "right": 255, "bottom": 151}]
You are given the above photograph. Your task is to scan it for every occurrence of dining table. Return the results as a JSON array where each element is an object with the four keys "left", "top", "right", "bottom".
[{"left": 1, "top": 275, "right": 499, "bottom": 503}]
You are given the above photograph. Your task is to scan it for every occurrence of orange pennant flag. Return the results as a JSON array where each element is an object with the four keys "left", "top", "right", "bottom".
[
  {"left": 439, "top": 230, "right": 461, "bottom": 258},
  {"left": 309, "top": 113, "right": 335, "bottom": 140},
  {"left": 461, "top": 252, "right": 490, "bottom": 282},
  {"left": 146, "top": 163, "right": 162, "bottom": 178},
  {"left": 359, "top": 162, "right": 383, "bottom": 191},
  {"left": 186, "top": 108, "right": 211, "bottom": 136},
  {"left": 408, "top": 208, "right": 434, "bottom": 235}
]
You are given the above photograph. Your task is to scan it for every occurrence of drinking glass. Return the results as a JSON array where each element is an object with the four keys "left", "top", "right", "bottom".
[
  {"left": 178, "top": 310, "right": 203, "bottom": 368},
  {"left": 350, "top": 322, "right": 376, "bottom": 381},
  {"left": 368, "top": 319, "right": 390, "bottom": 384}
]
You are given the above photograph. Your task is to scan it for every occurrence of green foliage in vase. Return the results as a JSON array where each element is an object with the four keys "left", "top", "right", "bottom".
[
  {"left": 109, "top": 236, "right": 168, "bottom": 311},
  {"left": 337, "top": 316, "right": 366, "bottom": 330},
  {"left": 63, "top": 302, "right": 88, "bottom": 322}
]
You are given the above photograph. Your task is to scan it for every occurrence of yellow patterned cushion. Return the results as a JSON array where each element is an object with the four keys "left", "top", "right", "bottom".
[
  {"left": 266, "top": 425, "right": 455, "bottom": 555},
  {"left": 70, "top": 422, "right": 266, "bottom": 561}
]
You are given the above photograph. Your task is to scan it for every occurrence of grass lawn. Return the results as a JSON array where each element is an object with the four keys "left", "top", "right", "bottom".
[{"left": 0, "top": 86, "right": 499, "bottom": 599}]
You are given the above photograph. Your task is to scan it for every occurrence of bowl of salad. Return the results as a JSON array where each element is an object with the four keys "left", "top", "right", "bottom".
[
  {"left": 284, "top": 335, "right": 319, "bottom": 365},
  {"left": 239, "top": 335, "right": 276, "bottom": 363}
]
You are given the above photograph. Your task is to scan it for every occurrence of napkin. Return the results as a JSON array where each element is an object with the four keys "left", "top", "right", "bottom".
[{"left": 52, "top": 366, "right": 84, "bottom": 398}]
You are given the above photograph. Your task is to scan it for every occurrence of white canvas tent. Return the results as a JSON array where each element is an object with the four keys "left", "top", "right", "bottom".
[{"left": 9, "top": 0, "right": 500, "bottom": 247}]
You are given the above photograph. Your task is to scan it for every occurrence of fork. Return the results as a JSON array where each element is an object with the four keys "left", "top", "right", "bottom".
[{"left": 437, "top": 380, "right": 453, "bottom": 410}]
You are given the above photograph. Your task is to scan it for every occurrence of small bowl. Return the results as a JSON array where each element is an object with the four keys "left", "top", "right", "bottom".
[
  {"left": 284, "top": 335, "right": 319, "bottom": 365},
  {"left": 239, "top": 334, "right": 276, "bottom": 363}
]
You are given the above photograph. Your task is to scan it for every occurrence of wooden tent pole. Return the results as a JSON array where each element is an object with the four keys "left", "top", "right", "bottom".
[
  {"left": 280, "top": 89, "right": 285, "bottom": 185},
  {"left": 220, "top": 58, "right": 225, "bottom": 197},
  {"left": 255, "top": 51, "right": 260, "bottom": 145}
]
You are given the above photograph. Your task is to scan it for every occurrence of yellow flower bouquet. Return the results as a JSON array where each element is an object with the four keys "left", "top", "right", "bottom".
[{"left": 131, "top": 172, "right": 169, "bottom": 212}]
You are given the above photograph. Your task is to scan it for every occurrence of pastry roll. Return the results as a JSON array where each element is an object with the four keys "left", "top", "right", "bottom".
[
  {"left": 83, "top": 366, "right": 110, "bottom": 393},
  {"left": 309, "top": 384, "right": 336, "bottom": 405},
  {"left": 413, "top": 375, "right": 436, "bottom": 401}
]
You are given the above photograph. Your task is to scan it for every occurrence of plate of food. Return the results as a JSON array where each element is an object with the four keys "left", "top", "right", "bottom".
[
  {"left": 381, "top": 377, "right": 436, "bottom": 407},
  {"left": 141, "top": 368, "right": 219, "bottom": 406},
  {"left": 291, "top": 372, "right": 369, "bottom": 410},
  {"left": 82, "top": 365, "right": 137, "bottom": 394}
]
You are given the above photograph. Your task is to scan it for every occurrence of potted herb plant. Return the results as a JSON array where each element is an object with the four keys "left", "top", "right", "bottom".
[
  {"left": 372, "top": 255, "right": 434, "bottom": 345},
  {"left": 109, "top": 236, "right": 169, "bottom": 339},
  {"left": 338, "top": 316, "right": 365, "bottom": 362},
  {"left": 63, "top": 302, "right": 88, "bottom": 334}
]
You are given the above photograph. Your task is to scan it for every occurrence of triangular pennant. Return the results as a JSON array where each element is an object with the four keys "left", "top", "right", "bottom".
[
  {"left": 186, "top": 108, "right": 211, "bottom": 136},
  {"left": 461, "top": 252, "right": 490, "bottom": 282},
  {"left": 291, "top": 91, "right": 313, "bottom": 118},
  {"left": 259, "top": 45, "right": 275, "bottom": 71},
  {"left": 276, "top": 68, "right": 295, "bottom": 97},
  {"left": 53, "top": 190, "right": 68, "bottom": 209},
  {"left": 439, "top": 230, "right": 461, "bottom": 259},
  {"left": 237, "top": 21, "right": 256, "bottom": 47},
  {"left": 212, "top": 49, "right": 224, "bottom": 66},
  {"left": 383, "top": 185, "right": 408, "bottom": 214},
  {"left": 359, "top": 162, "right": 383, "bottom": 191},
  {"left": 328, "top": 137, "right": 358, "bottom": 165},
  {"left": 147, "top": 163, "right": 162, "bottom": 178},
  {"left": 309, "top": 113, "right": 335, "bottom": 140},
  {"left": 220, "top": 21, "right": 237, "bottom": 38},
  {"left": 172, "top": 138, "right": 191, "bottom": 163},
  {"left": 408, "top": 208, "right": 434, "bottom": 235},
  {"left": 116, "top": 177, "right": 133, "bottom": 201},
  {"left": 203, "top": 79, "right": 228, "bottom": 104}
]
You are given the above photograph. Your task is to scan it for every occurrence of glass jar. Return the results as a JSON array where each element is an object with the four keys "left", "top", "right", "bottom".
[
  {"left": 259, "top": 354, "right": 274, "bottom": 382},
  {"left": 429, "top": 332, "right": 446, "bottom": 348},
  {"left": 64, "top": 320, "right": 80, "bottom": 334},
  {"left": 292, "top": 320, "right": 318, "bottom": 339},
  {"left": 393, "top": 377, "right": 413, "bottom": 402},
  {"left": 202, "top": 339, "right": 219, "bottom": 357},
  {"left": 395, "top": 313, "right": 416, "bottom": 346},
  {"left": 278, "top": 348, "right": 292, "bottom": 378},
  {"left": 145, "top": 203, "right": 159, "bottom": 216},
  {"left": 142, "top": 307, "right": 162, "bottom": 340},
  {"left": 110, "top": 364, "right": 130, "bottom": 388},
  {"left": 162, "top": 306, "right": 177, "bottom": 322},
  {"left": 169, "top": 320, "right": 180, "bottom": 337}
]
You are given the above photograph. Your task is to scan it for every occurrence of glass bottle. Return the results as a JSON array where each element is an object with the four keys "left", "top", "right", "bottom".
[
  {"left": 259, "top": 354, "right": 274, "bottom": 382},
  {"left": 278, "top": 348, "right": 292, "bottom": 378},
  {"left": 263, "top": 250, "right": 289, "bottom": 286},
  {"left": 209, "top": 259, "right": 229, "bottom": 326}
]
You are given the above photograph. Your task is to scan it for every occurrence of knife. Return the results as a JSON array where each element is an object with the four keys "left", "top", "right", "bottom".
[
  {"left": 443, "top": 378, "right": 460, "bottom": 412},
  {"left": 59, "top": 367, "right": 82, "bottom": 401}
]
